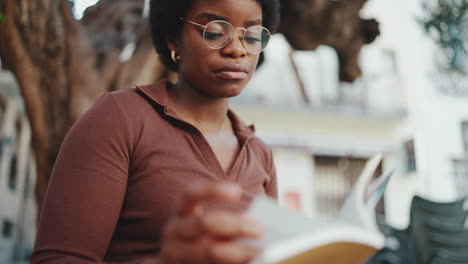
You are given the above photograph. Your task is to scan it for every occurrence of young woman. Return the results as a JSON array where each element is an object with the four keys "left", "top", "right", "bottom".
[{"left": 31, "top": 0, "right": 280, "bottom": 263}]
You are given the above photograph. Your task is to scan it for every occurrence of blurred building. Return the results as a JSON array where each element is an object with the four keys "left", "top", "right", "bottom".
[
  {"left": 232, "top": 31, "right": 409, "bottom": 222},
  {"left": 232, "top": 0, "right": 468, "bottom": 229},
  {"left": 0, "top": 60, "right": 37, "bottom": 263}
]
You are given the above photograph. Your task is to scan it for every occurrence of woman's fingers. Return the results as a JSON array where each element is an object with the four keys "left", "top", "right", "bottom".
[
  {"left": 162, "top": 182, "right": 263, "bottom": 264},
  {"left": 177, "top": 183, "right": 242, "bottom": 217},
  {"left": 201, "top": 211, "right": 263, "bottom": 239},
  {"left": 162, "top": 238, "right": 260, "bottom": 264},
  {"left": 165, "top": 211, "right": 263, "bottom": 240},
  {"left": 209, "top": 241, "right": 261, "bottom": 264},
  {"left": 161, "top": 236, "right": 211, "bottom": 264},
  {"left": 164, "top": 216, "right": 202, "bottom": 240}
]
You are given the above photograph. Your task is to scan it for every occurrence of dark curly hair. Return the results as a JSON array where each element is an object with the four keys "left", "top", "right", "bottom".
[{"left": 149, "top": 0, "right": 280, "bottom": 72}]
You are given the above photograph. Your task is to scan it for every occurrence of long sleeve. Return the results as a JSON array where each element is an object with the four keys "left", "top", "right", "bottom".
[{"left": 31, "top": 93, "right": 140, "bottom": 263}]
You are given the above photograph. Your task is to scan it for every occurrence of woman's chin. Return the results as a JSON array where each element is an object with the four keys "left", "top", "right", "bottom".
[{"left": 218, "top": 83, "right": 247, "bottom": 98}]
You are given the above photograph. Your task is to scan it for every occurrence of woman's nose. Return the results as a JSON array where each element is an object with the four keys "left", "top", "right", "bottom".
[{"left": 221, "top": 31, "right": 247, "bottom": 58}]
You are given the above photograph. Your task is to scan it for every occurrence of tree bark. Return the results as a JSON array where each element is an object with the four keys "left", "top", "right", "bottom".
[
  {"left": 278, "top": 0, "right": 380, "bottom": 82},
  {"left": 0, "top": 0, "right": 164, "bottom": 216}
]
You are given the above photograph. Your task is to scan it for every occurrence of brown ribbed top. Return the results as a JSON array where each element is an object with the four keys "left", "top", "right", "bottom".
[{"left": 31, "top": 80, "right": 277, "bottom": 263}]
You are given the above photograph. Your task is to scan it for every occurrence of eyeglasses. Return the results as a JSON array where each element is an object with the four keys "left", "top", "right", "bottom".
[{"left": 182, "top": 18, "right": 271, "bottom": 54}]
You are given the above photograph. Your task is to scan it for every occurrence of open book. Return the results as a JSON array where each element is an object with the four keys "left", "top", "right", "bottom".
[{"left": 245, "top": 154, "right": 393, "bottom": 264}]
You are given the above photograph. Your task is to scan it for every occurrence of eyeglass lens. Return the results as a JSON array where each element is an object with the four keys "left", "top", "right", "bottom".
[{"left": 203, "top": 20, "right": 270, "bottom": 53}]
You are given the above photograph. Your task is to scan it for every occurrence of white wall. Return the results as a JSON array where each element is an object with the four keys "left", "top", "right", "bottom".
[
  {"left": 360, "top": 0, "right": 428, "bottom": 227},
  {"left": 240, "top": 34, "right": 340, "bottom": 107},
  {"left": 273, "top": 149, "right": 316, "bottom": 216},
  {"left": 362, "top": 0, "right": 468, "bottom": 227}
]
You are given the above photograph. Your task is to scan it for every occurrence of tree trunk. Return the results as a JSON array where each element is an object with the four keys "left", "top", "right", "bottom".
[{"left": 0, "top": 0, "right": 165, "bottom": 217}]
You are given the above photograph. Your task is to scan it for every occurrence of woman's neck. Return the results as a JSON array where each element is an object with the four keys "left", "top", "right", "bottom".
[{"left": 167, "top": 80, "right": 231, "bottom": 133}]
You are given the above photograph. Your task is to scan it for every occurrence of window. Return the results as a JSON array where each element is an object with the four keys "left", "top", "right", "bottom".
[
  {"left": 8, "top": 155, "right": 18, "bottom": 191},
  {"left": 313, "top": 156, "right": 383, "bottom": 218},
  {"left": 453, "top": 159, "right": 468, "bottom": 197},
  {"left": 1, "top": 219, "right": 13, "bottom": 238},
  {"left": 461, "top": 121, "right": 468, "bottom": 152},
  {"left": 382, "top": 49, "right": 398, "bottom": 75},
  {"left": 405, "top": 140, "right": 417, "bottom": 172}
]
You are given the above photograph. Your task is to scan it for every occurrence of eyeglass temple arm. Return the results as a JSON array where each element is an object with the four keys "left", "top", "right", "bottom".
[{"left": 181, "top": 18, "right": 206, "bottom": 29}]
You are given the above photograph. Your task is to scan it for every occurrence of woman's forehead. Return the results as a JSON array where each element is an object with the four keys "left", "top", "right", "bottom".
[{"left": 187, "top": 0, "right": 262, "bottom": 24}]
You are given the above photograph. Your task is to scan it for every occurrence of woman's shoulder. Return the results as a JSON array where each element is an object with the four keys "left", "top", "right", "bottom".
[
  {"left": 248, "top": 134, "right": 270, "bottom": 151},
  {"left": 104, "top": 87, "right": 157, "bottom": 113},
  {"left": 74, "top": 81, "right": 170, "bottom": 138},
  {"left": 97, "top": 80, "right": 169, "bottom": 119}
]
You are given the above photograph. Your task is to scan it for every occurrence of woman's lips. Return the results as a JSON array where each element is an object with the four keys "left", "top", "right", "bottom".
[
  {"left": 215, "top": 71, "right": 248, "bottom": 80},
  {"left": 214, "top": 63, "right": 249, "bottom": 80}
]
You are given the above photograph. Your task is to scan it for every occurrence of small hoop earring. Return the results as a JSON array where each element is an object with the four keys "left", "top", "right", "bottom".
[{"left": 171, "top": 50, "right": 180, "bottom": 63}]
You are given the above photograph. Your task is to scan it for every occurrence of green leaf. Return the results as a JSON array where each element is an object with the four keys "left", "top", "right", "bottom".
[{"left": 0, "top": 13, "right": 6, "bottom": 23}]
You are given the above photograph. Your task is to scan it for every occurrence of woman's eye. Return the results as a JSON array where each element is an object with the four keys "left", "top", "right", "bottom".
[
  {"left": 244, "top": 36, "right": 261, "bottom": 44},
  {"left": 205, "top": 32, "right": 224, "bottom": 40}
]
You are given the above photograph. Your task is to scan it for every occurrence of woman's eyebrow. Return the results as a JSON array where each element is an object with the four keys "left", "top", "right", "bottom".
[
  {"left": 245, "top": 19, "right": 263, "bottom": 27},
  {"left": 195, "top": 12, "right": 263, "bottom": 27},
  {"left": 196, "top": 12, "right": 228, "bottom": 21}
]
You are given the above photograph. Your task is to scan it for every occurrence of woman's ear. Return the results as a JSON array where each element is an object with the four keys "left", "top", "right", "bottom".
[{"left": 166, "top": 35, "right": 178, "bottom": 52}]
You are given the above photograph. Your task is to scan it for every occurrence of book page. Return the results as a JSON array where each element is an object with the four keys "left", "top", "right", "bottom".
[
  {"left": 245, "top": 196, "right": 384, "bottom": 264},
  {"left": 244, "top": 196, "right": 329, "bottom": 248},
  {"left": 244, "top": 154, "right": 389, "bottom": 264}
]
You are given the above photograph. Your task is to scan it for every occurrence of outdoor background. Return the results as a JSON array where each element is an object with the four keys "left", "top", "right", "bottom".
[{"left": 0, "top": 0, "right": 467, "bottom": 263}]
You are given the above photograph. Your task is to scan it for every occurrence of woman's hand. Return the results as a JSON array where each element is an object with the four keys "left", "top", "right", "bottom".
[{"left": 160, "top": 183, "right": 263, "bottom": 264}]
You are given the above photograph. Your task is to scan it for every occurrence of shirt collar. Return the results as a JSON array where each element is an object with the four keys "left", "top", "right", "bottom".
[{"left": 136, "top": 80, "right": 255, "bottom": 136}]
